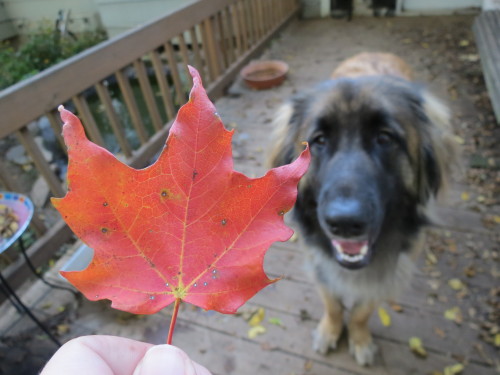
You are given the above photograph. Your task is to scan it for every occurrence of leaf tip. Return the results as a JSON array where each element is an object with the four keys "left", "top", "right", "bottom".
[{"left": 188, "top": 65, "right": 202, "bottom": 86}]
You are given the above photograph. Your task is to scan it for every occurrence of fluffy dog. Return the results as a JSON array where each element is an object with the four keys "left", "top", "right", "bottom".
[{"left": 269, "top": 52, "right": 457, "bottom": 365}]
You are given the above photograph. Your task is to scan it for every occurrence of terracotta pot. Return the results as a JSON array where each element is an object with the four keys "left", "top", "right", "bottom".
[{"left": 240, "top": 60, "right": 289, "bottom": 90}]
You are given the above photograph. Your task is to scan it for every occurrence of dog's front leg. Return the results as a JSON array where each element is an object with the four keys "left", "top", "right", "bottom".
[
  {"left": 348, "top": 300, "right": 377, "bottom": 366},
  {"left": 313, "top": 283, "right": 344, "bottom": 354}
]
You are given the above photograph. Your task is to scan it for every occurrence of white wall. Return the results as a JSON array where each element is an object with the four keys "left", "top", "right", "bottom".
[
  {"left": 402, "top": 0, "right": 482, "bottom": 13},
  {"left": 94, "top": 0, "right": 190, "bottom": 38},
  {"left": 0, "top": 2, "right": 17, "bottom": 40},
  {"left": 3, "top": 0, "right": 100, "bottom": 35}
]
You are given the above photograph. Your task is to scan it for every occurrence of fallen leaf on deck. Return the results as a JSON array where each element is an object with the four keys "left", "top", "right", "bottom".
[
  {"left": 268, "top": 317, "right": 285, "bottom": 328},
  {"left": 443, "top": 363, "right": 465, "bottom": 375},
  {"left": 409, "top": 337, "right": 427, "bottom": 357},
  {"left": 448, "top": 278, "right": 465, "bottom": 290},
  {"left": 458, "top": 39, "right": 470, "bottom": 47},
  {"left": 434, "top": 327, "right": 446, "bottom": 338},
  {"left": 495, "top": 333, "right": 500, "bottom": 347},
  {"left": 304, "top": 360, "right": 313, "bottom": 371},
  {"left": 444, "top": 307, "right": 463, "bottom": 324},
  {"left": 56, "top": 324, "right": 70, "bottom": 335},
  {"left": 460, "top": 192, "right": 470, "bottom": 201},
  {"left": 248, "top": 325, "right": 266, "bottom": 339},
  {"left": 378, "top": 307, "right": 391, "bottom": 327},
  {"left": 427, "top": 251, "right": 438, "bottom": 265},
  {"left": 390, "top": 302, "right": 404, "bottom": 313},
  {"left": 248, "top": 307, "right": 265, "bottom": 327}
]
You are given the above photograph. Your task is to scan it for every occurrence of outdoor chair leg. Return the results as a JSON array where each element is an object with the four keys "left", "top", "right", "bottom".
[
  {"left": 17, "top": 237, "right": 79, "bottom": 298},
  {"left": 0, "top": 271, "right": 61, "bottom": 347}
]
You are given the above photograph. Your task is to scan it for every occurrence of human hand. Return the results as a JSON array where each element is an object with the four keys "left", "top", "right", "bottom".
[{"left": 41, "top": 335, "right": 212, "bottom": 375}]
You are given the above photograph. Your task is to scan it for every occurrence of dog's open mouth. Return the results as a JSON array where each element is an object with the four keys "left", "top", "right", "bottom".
[{"left": 331, "top": 239, "right": 371, "bottom": 269}]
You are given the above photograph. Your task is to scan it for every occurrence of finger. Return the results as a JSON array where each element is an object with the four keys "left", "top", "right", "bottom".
[
  {"left": 41, "top": 335, "right": 153, "bottom": 375},
  {"left": 133, "top": 345, "right": 212, "bottom": 375}
]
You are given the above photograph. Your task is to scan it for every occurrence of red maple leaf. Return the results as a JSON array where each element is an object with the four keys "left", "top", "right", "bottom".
[{"left": 52, "top": 67, "right": 309, "bottom": 334}]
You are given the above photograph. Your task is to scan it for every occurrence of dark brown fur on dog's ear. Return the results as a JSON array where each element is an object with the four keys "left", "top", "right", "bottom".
[
  {"left": 268, "top": 95, "right": 310, "bottom": 168},
  {"left": 417, "top": 91, "right": 459, "bottom": 203}
]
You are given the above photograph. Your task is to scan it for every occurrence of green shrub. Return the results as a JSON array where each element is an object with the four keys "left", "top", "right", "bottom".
[{"left": 0, "top": 23, "right": 106, "bottom": 90}]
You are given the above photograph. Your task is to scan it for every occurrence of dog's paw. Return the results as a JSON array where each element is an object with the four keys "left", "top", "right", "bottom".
[
  {"left": 312, "top": 325, "right": 340, "bottom": 354},
  {"left": 348, "top": 339, "right": 377, "bottom": 366}
]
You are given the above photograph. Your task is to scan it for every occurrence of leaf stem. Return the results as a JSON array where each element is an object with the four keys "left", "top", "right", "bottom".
[{"left": 167, "top": 298, "right": 182, "bottom": 345}]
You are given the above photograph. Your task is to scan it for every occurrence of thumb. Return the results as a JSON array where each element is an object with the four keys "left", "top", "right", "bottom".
[{"left": 133, "top": 345, "right": 211, "bottom": 375}]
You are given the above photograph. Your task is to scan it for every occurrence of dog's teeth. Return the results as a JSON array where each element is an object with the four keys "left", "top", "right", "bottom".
[
  {"left": 339, "top": 252, "right": 364, "bottom": 263},
  {"left": 360, "top": 244, "right": 368, "bottom": 256}
]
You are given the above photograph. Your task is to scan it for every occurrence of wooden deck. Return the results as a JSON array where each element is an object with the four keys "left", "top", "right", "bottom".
[{"left": 1, "top": 14, "right": 498, "bottom": 375}]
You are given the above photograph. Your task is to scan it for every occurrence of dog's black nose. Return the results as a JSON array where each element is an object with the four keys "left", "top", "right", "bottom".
[{"left": 324, "top": 199, "right": 368, "bottom": 238}]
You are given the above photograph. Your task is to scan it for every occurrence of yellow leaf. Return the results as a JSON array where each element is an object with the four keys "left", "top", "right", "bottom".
[
  {"left": 304, "top": 359, "right": 313, "bottom": 371},
  {"left": 444, "top": 307, "right": 463, "bottom": 324},
  {"left": 248, "top": 307, "right": 265, "bottom": 326},
  {"left": 461, "top": 192, "right": 470, "bottom": 201},
  {"left": 494, "top": 333, "right": 500, "bottom": 347},
  {"left": 409, "top": 337, "right": 427, "bottom": 357},
  {"left": 378, "top": 307, "right": 391, "bottom": 327},
  {"left": 459, "top": 39, "right": 470, "bottom": 47},
  {"left": 448, "top": 278, "right": 464, "bottom": 290},
  {"left": 493, "top": 216, "right": 500, "bottom": 224},
  {"left": 426, "top": 251, "right": 438, "bottom": 265},
  {"left": 444, "top": 363, "right": 464, "bottom": 375},
  {"left": 248, "top": 325, "right": 266, "bottom": 339}
]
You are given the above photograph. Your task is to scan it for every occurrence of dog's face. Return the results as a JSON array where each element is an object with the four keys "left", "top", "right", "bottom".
[{"left": 270, "top": 76, "right": 455, "bottom": 270}]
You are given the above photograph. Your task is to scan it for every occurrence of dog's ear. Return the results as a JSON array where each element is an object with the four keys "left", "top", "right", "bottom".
[
  {"left": 268, "top": 95, "right": 309, "bottom": 168},
  {"left": 418, "top": 91, "right": 459, "bottom": 203}
]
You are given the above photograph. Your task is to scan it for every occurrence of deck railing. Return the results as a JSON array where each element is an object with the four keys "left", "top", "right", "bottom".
[{"left": 0, "top": 0, "right": 299, "bottom": 294}]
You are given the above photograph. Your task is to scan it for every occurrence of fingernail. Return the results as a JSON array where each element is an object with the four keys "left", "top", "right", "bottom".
[{"left": 133, "top": 345, "right": 190, "bottom": 375}]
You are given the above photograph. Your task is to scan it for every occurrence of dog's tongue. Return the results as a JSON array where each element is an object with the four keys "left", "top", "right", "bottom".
[{"left": 332, "top": 239, "right": 368, "bottom": 255}]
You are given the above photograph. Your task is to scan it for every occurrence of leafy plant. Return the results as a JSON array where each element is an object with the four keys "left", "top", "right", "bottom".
[
  {"left": 52, "top": 67, "right": 310, "bottom": 344},
  {"left": 0, "top": 22, "right": 106, "bottom": 90}
]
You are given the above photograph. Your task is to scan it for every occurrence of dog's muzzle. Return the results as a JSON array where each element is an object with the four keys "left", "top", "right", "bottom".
[{"left": 321, "top": 197, "right": 373, "bottom": 269}]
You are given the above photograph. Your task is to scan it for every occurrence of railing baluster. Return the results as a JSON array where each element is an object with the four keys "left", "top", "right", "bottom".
[
  {"left": 237, "top": 0, "right": 249, "bottom": 52},
  {"left": 95, "top": 81, "right": 133, "bottom": 158},
  {"left": 133, "top": 59, "right": 163, "bottom": 131},
  {"left": 16, "top": 127, "right": 65, "bottom": 197},
  {"left": 216, "top": 10, "right": 229, "bottom": 68},
  {"left": 247, "top": 0, "right": 258, "bottom": 45},
  {"left": 189, "top": 26, "right": 207, "bottom": 83},
  {"left": 177, "top": 33, "right": 193, "bottom": 83},
  {"left": 224, "top": 6, "right": 238, "bottom": 63},
  {"left": 164, "top": 40, "right": 187, "bottom": 105},
  {"left": 211, "top": 12, "right": 228, "bottom": 74},
  {"left": 151, "top": 50, "right": 176, "bottom": 121},
  {"left": 229, "top": 4, "right": 241, "bottom": 58},
  {"left": 45, "top": 110, "right": 66, "bottom": 154},
  {"left": 202, "top": 17, "right": 221, "bottom": 81},
  {"left": 71, "top": 95, "right": 106, "bottom": 147},
  {"left": 115, "top": 69, "right": 149, "bottom": 145}
]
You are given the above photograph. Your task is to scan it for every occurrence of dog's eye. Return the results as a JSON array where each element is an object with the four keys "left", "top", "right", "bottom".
[
  {"left": 375, "top": 131, "right": 394, "bottom": 146},
  {"left": 311, "top": 133, "right": 327, "bottom": 146}
]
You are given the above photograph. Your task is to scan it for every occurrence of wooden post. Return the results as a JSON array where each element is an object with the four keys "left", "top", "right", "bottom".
[{"left": 115, "top": 69, "right": 149, "bottom": 145}]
